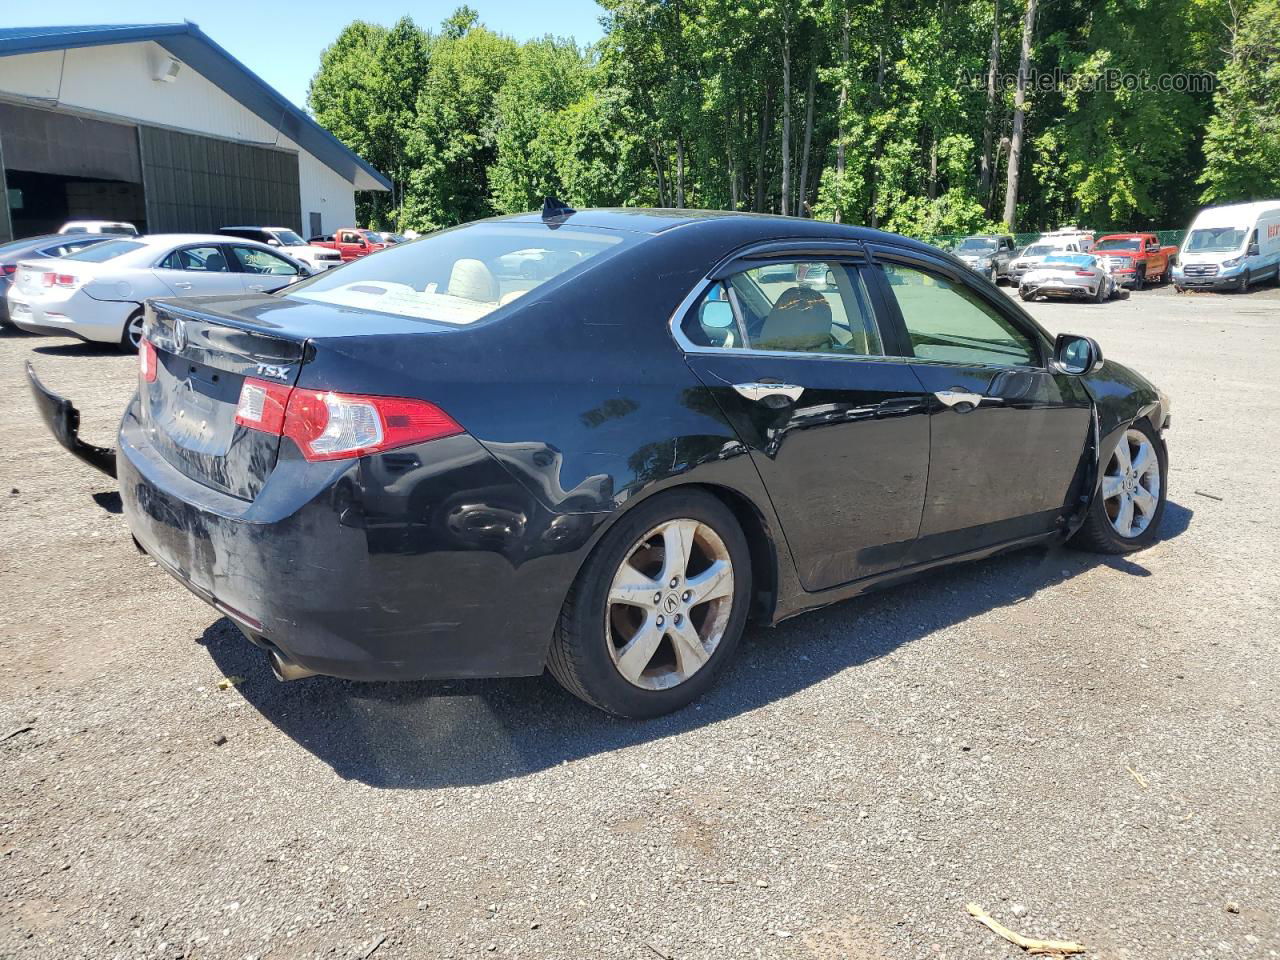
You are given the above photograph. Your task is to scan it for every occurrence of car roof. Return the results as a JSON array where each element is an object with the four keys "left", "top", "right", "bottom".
[
  {"left": 137, "top": 233, "right": 259, "bottom": 246},
  {"left": 490, "top": 207, "right": 942, "bottom": 256}
]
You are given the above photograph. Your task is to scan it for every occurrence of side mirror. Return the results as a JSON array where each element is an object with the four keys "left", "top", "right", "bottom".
[
  {"left": 1054, "top": 333, "right": 1104, "bottom": 375},
  {"left": 824, "top": 269, "right": 837, "bottom": 287},
  {"left": 699, "top": 299, "right": 735, "bottom": 330},
  {"left": 266, "top": 238, "right": 280, "bottom": 247},
  {"left": 1247, "top": 243, "right": 1259, "bottom": 257}
]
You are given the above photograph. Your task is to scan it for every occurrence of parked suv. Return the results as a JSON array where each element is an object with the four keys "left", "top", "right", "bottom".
[
  {"left": 218, "top": 226, "right": 342, "bottom": 272},
  {"left": 953, "top": 235, "right": 1016, "bottom": 284}
]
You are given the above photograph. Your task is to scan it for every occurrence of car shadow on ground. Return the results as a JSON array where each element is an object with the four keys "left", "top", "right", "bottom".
[
  {"left": 202, "top": 501, "right": 1192, "bottom": 789},
  {"left": 29, "top": 341, "right": 120, "bottom": 357}
]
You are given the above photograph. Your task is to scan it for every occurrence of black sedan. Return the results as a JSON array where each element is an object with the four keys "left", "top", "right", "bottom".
[{"left": 29, "top": 207, "right": 1170, "bottom": 718}]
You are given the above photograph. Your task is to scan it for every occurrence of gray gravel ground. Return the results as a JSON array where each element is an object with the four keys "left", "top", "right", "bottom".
[{"left": 2, "top": 281, "right": 1278, "bottom": 960}]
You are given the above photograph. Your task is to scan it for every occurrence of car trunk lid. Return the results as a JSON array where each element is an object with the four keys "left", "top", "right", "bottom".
[{"left": 141, "top": 297, "right": 310, "bottom": 501}]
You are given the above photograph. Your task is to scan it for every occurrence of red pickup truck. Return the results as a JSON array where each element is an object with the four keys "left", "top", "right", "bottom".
[
  {"left": 1093, "top": 234, "right": 1179, "bottom": 289},
  {"left": 306, "top": 228, "right": 387, "bottom": 261}
]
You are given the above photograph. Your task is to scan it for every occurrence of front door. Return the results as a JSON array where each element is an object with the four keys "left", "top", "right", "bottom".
[
  {"left": 677, "top": 254, "right": 932, "bottom": 591},
  {"left": 867, "top": 250, "right": 1094, "bottom": 563}
]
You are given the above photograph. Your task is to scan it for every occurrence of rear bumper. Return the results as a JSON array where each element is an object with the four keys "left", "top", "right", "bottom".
[
  {"left": 7, "top": 287, "right": 132, "bottom": 342},
  {"left": 116, "top": 400, "right": 589, "bottom": 682},
  {"left": 1020, "top": 280, "right": 1095, "bottom": 298}
]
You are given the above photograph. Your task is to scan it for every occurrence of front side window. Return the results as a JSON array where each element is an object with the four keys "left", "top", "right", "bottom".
[
  {"left": 878, "top": 262, "right": 1039, "bottom": 367},
  {"left": 231, "top": 245, "right": 299, "bottom": 276},
  {"left": 288, "top": 223, "right": 628, "bottom": 326},
  {"left": 159, "top": 246, "right": 229, "bottom": 272},
  {"left": 681, "top": 260, "right": 884, "bottom": 356}
]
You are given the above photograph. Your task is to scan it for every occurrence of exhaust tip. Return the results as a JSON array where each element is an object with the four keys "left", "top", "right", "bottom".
[{"left": 268, "top": 650, "right": 319, "bottom": 682}]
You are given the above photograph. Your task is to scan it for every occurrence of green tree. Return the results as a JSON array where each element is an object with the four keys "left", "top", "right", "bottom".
[
  {"left": 1200, "top": 0, "right": 1280, "bottom": 202},
  {"left": 405, "top": 24, "right": 520, "bottom": 228},
  {"left": 490, "top": 38, "right": 591, "bottom": 213},
  {"left": 308, "top": 18, "right": 430, "bottom": 228}
]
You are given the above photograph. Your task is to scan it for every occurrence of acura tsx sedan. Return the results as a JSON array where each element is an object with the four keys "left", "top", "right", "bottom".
[{"left": 28, "top": 207, "right": 1170, "bottom": 718}]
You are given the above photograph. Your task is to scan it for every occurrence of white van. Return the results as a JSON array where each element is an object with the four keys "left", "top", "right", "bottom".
[{"left": 1174, "top": 201, "right": 1280, "bottom": 292}]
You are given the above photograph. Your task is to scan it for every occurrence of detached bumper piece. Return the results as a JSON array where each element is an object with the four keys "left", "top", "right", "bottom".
[{"left": 25, "top": 361, "right": 117, "bottom": 478}]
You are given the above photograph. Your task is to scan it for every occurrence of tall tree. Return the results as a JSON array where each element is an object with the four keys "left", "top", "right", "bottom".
[{"left": 1003, "top": 0, "right": 1037, "bottom": 227}]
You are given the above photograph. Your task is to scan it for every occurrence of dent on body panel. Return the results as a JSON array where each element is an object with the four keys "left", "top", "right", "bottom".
[{"left": 1081, "top": 360, "right": 1161, "bottom": 436}]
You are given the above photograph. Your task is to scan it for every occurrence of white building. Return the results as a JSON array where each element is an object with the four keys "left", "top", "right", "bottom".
[{"left": 0, "top": 21, "right": 388, "bottom": 243}]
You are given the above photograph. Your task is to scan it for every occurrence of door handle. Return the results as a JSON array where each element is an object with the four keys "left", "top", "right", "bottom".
[
  {"left": 875, "top": 396, "right": 928, "bottom": 417},
  {"left": 247, "top": 283, "right": 266, "bottom": 291},
  {"left": 733, "top": 382, "right": 804, "bottom": 403},
  {"left": 173, "top": 281, "right": 193, "bottom": 290},
  {"left": 934, "top": 389, "right": 999, "bottom": 411}
]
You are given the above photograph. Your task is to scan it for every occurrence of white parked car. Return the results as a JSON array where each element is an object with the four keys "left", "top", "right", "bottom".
[
  {"left": 216, "top": 226, "right": 343, "bottom": 272},
  {"left": 57, "top": 220, "right": 139, "bottom": 236},
  {"left": 6, "top": 234, "right": 309, "bottom": 350},
  {"left": 1019, "top": 252, "right": 1123, "bottom": 302}
]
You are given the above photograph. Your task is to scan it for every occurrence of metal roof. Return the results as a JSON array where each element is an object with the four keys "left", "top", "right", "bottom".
[{"left": 0, "top": 22, "right": 390, "bottom": 191}]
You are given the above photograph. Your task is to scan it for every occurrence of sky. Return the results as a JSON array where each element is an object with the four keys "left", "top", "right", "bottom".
[{"left": 4, "top": 1, "right": 607, "bottom": 109}]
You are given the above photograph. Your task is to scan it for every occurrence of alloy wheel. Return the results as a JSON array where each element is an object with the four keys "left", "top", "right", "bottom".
[
  {"left": 605, "top": 518, "right": 734, "bottom": 690},
  {"left": 1102, "top": 428, "right": 1161, "bottom": 538}
]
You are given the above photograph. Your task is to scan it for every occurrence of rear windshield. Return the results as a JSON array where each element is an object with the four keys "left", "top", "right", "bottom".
[
  {"left": 64, "top": 239, "right": 146, "bottom": 262},
  {"left": 0, "top": 234, "right": 59, "bottom": 256},
  {"left": 287, "top": 223, "right": 628, "bottom": 324}
]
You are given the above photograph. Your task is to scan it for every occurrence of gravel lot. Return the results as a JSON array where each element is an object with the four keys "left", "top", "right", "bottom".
[{"left": 2, "top": 282, "right": 1278, "bottom": 960}]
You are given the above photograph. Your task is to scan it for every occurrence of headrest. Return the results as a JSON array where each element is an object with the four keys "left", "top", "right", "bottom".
[
  {"left": 448, "top": 259, "right": 499, "bottom": 303},
  {"left": 755, "top": 287, "right": 832, "bottom": 352}
]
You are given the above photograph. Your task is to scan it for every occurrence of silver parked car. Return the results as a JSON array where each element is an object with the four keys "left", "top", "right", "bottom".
[
  {"left": 1019, "top": 252, "right": 1124, "bottom": 303},
  {"left": 0, "top": 233, "right": 115, "bottom": 325},
  {"left": 953, "top": 234, "right": 1016, "bottom": 284}
]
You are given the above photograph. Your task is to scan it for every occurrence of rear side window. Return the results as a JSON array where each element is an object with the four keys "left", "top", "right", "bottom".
[
  {"left": 288, "top": 223, "right": 627, "bottom": 325},
  {"left": 878, "top": 262, "right": 1039, "bottom": 367},
  {"left": 681, "top": 261, "right": 883, "bottom": 356},
  {"left": 65, "top": 239, "right": 145, "bottom": 262}
]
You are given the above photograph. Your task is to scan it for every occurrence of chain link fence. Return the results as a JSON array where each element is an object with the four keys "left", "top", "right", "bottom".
[{"left": 929, "top": 229, "right": 1187, "bottom": 251}]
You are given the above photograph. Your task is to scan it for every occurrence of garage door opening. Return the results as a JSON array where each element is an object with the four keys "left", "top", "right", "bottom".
[{"left": 4, "top": 169, "right": 146, "bottom": 236}]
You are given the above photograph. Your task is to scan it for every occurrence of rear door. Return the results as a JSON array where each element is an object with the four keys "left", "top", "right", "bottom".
[
  {"left": 866, "top": 246, "right": 1093, "bottom": 562},
  {"left": 676, "top": 247, "right": 932, "bottom": 591},
  {"left": 153, "top": 244, "right": 245, "bottom": 297}
]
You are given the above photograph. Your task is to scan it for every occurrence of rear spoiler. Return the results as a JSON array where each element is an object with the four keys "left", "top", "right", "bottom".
[{"left": 25, "top": 362, "right": 117, "bottom": 478}]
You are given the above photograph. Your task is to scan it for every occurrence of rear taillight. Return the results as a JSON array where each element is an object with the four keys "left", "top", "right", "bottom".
[
  {"left": 42, "top": 272, "right": 79, "bottom": 288},
  {"left": 1, "top": 264, "right": 15, "bottom": 276},
  {"left": 139, "top": 340, "right": 158, "bottom": 383},
  {"left": 234, "top": 378, "right": 462, "bottom": 461},
  {"left": 234, "top": 378, "right": 290, "bottom": 435},
  {"left": 1075, "top": 270, "right": 1095, "bottom": 276}
]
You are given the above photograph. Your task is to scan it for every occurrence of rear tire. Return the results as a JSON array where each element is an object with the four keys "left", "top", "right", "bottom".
[
  {"left": 1019, "top": 288, "right": 1036, "bottom": 302},
  {"left": 119, "top": 310, "right": 144, "bottom": 352},
  {"left": 547, "top": 490, "right": 752, "bottom": 718},
  {"left": 1069, "top": 418, "right": 1167, "bottom": 554}
]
